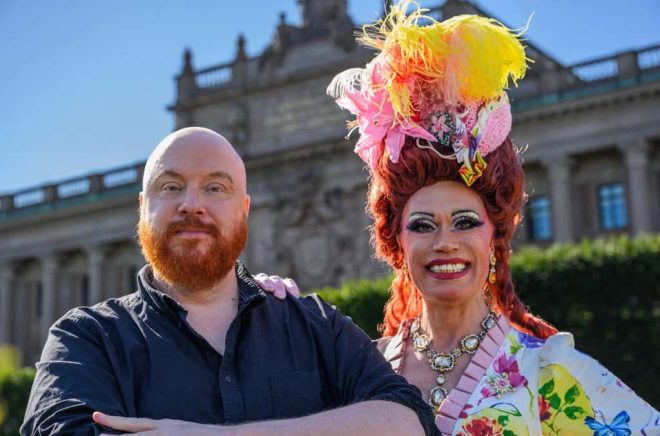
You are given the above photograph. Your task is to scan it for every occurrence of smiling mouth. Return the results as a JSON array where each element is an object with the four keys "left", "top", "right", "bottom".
[
  {"left": 428, "top": 263, "right": 467, "bottom": 273},
  {"left": 426, "top": 260, "right": 471, "bottom": 279}
]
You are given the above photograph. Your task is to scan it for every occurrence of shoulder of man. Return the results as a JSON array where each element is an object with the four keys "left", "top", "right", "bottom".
[
  {"left": 297, "top": 292, "right": 337, "bottom": 320},
  {"left": 50, "top": 292, "right": 142, "bottom": 336},
  {"left": 258, "top": 291, "right": 350, "bottom": 331}
]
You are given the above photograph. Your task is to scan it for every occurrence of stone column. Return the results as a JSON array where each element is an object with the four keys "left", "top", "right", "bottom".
[
  {"left": 620, "top": 139, "right": 652, "bottom": 234},
  {"left": 39, "top": 254, "right": 58, "bottom": 344},
  {"left": 543, "top": 156, "right": 574, "bottom": 242},
  {"left": 14, "top": 281, "right": 28, "bottom": 359},
  {"left": 85, "top": 245, "right": 105, "bottom": 304},
  {"left": 0, "top": 262, "right": 14, "bottom": 344}
]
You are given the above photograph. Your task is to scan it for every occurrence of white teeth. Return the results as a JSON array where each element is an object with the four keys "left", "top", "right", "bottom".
[{"left": 429, "top": 263, "right": 467, "bottom": 273}]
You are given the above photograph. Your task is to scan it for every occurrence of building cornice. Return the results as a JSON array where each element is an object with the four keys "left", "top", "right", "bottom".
[
  {"left": 514, "top": 75, "right": 660, "bottom": 123},
  {"left": 169, "top": 52, "right": 369, "bottom": 113}
]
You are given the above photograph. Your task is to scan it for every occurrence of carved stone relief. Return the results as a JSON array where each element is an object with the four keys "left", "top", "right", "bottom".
[{"left": 269, "top": 169, "right": 361, "bottom": 289}]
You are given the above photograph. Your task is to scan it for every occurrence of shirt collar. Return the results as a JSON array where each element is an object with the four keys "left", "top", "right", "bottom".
[
  {"left": 234, "top": 261, "right": 268, "bottom": 308},
  {"left": 137, "top": 261, "right": 267, "bottom": 319}
]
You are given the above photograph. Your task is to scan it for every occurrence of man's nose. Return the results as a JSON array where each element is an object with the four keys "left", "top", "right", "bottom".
[{"left": 178, "top": 188, "right": 205, "bottom": 215}]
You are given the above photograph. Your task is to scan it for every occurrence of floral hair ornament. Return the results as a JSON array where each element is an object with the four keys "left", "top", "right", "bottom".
[{"left": 327, "top": 0, "right": 530, "bottom": 186}]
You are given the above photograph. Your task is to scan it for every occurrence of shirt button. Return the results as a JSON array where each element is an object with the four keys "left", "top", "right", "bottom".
[{"left": 224, "top": 375, "right": 232, "bottom": 383}]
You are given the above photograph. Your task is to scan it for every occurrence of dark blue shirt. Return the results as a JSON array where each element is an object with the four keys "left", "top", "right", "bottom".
[{"left": 22, "top": 263, "right": 436, "bottom": 435}]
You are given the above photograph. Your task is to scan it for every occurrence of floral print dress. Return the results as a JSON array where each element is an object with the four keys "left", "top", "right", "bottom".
[{"left": 379, "top": 317, "right": 659, "bottom": 435}]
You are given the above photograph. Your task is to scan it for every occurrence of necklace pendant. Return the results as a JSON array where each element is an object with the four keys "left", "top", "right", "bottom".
[
  {"left": 461, "top": 333, "right": 481, "bottom": 354},
  {"left": 429, "top": 386, "right": 448, "bottom": 407},
  {"left": 436, "top": 374, "right": 446, "bottom": 385},
  {"left": 482, "top": 312, "right": 497, "bottom": 331},
  {"left": 430, "top": 353, "right": 455, "bottom": 372},
  {"left": 413, "top": 333, "right": 431, "bottom": 352}
]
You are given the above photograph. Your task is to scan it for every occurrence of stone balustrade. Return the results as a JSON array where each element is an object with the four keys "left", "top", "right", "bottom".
[
  {"left": 568, "top": 43, "right": 660, "bottom": 84},
  {"left": 0, "top": 162, "right": 144, "bottom": 216},
  {"left": 194, "top": 62, "right": 234, "bottom": 89}
]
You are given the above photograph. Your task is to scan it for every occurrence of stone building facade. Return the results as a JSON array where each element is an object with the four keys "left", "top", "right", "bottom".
[{"left": 1, "top": 0, "right": 659, "bottom": 364}]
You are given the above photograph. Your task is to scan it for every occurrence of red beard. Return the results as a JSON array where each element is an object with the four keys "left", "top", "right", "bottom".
[{"left": 138, "top": 215, "right": 247, "bottom": 292}]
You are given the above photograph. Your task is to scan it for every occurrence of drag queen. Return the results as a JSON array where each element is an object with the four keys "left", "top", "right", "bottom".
[{"left": 263, "top": 1, "right": 659, "bottom": 433}]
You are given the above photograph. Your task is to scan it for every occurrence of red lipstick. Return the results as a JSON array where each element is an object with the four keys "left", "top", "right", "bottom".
[{"left": 426, "top": 258, "right": 471, "bottom": 280}]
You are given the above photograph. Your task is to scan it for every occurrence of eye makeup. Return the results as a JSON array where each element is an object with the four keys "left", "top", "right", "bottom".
[
  {"left": 452, "top": 210, "right": 485, "bottom": 230},
  {"left": 406, "top": 212, "right": 436, "bottom": 233},
  {"left": 405, "top": 210, "right": 485, "bottom": 233}
]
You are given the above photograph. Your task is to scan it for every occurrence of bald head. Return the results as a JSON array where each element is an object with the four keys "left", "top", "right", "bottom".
[{"left": 143, "top": 127, "right": 246, "bottom": 194}]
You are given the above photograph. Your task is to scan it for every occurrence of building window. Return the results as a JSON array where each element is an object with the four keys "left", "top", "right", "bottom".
[
  {"left": 598, "top": 183, "right": 628, "bottom": 230},
  {"left": 528, "top": 196, "right": 553, "bottom": 241}
]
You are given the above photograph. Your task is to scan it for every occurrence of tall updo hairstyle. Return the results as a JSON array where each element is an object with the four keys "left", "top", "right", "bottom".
[{"left": 369, "top": 137, "right": 557, "bottom": 339}]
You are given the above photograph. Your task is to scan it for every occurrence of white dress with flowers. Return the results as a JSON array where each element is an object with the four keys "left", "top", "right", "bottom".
[{"left": 379, "top": 316, "right": 659, "bottom": 435}]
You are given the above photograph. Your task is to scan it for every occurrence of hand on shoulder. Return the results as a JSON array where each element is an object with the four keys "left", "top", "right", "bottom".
[{"left": 253, "top": 274, "right": 301, "bottom": 300}]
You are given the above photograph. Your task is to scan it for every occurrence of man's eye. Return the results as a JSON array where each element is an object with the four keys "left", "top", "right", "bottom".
[
  {"left": 407, "top": 219, "right": 436, "bottom": 233},
  {"left": 206, "top": 185, "right": 226, "bottom": 193},
  {"left": 162, "top": 184, "right": 181, "bottom": 192}
]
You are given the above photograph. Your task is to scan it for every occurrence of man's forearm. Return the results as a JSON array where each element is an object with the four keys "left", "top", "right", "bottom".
[
  {"left": 94, "top": 401, "right": 427, "bottom": 435},
  {"left": 232, "top": 400, "right": 425, "bottom": 436}
]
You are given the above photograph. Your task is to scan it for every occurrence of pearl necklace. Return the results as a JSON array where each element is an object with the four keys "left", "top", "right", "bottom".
[{"left": 410, "top": 311, "right": 498, "bottom": 411}]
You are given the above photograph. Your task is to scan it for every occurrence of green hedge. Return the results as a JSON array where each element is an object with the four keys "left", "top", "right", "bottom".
[
  {"left": 318, "top": 235, "right": 660, "bottom": 406},
  {"left": 0, "top": 368, "right": 35, "bottom": 436}
]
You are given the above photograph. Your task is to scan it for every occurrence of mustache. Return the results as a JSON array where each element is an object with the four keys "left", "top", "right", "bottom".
[{"left": 166, "top": 216, "right": 218, "bottom": 236}]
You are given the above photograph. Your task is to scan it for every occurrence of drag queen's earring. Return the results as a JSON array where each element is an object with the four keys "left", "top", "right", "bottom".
[
  {"left": 488, "top": 251, "right": 497, "bottom": 284},
  {"left": 483, "top": 250, "right": 497, "bottom": 306}
]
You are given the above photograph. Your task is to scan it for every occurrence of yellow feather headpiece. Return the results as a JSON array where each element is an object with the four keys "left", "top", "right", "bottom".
[{"left": 359, "top": 0, "right": 529, "bottom": 122}]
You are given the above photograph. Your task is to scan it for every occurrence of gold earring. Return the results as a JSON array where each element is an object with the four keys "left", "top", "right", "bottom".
[{"left": 488, "top": 251, "right": 497, "bottom": 284}]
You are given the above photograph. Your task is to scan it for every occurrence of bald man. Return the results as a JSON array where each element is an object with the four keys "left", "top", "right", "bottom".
[{"left": 21, "top": 128, "right": 436, "bottom": 436}]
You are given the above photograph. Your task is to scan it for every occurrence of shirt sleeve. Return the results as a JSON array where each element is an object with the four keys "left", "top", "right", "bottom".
[
  {"left": 316, "top": 296, "right": 438, "bottom": 436},
  {"left": 537, "top": 332, "right": 659, "bottom": 435},
  {"left": 21, "top": 308, "right": 126, "bottom": 436}
]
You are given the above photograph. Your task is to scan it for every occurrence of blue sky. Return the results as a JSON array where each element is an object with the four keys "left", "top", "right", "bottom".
[{"left": 1, "top": 0, "right": 658, "bottom": 194}]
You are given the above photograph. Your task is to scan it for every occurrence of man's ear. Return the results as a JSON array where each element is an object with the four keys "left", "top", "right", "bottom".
[{"left": 244, "top": 195, "right": 251, "bottom": 215}]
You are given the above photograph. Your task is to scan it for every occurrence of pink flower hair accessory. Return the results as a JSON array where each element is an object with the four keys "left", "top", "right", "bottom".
[{"left": 332, "top": 61, "right": 436, "bottom": 169}]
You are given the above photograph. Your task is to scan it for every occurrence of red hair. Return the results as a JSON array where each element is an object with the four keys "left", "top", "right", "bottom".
[{"left": 369, "top": 138, "right": 557, "bottom": 339}]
